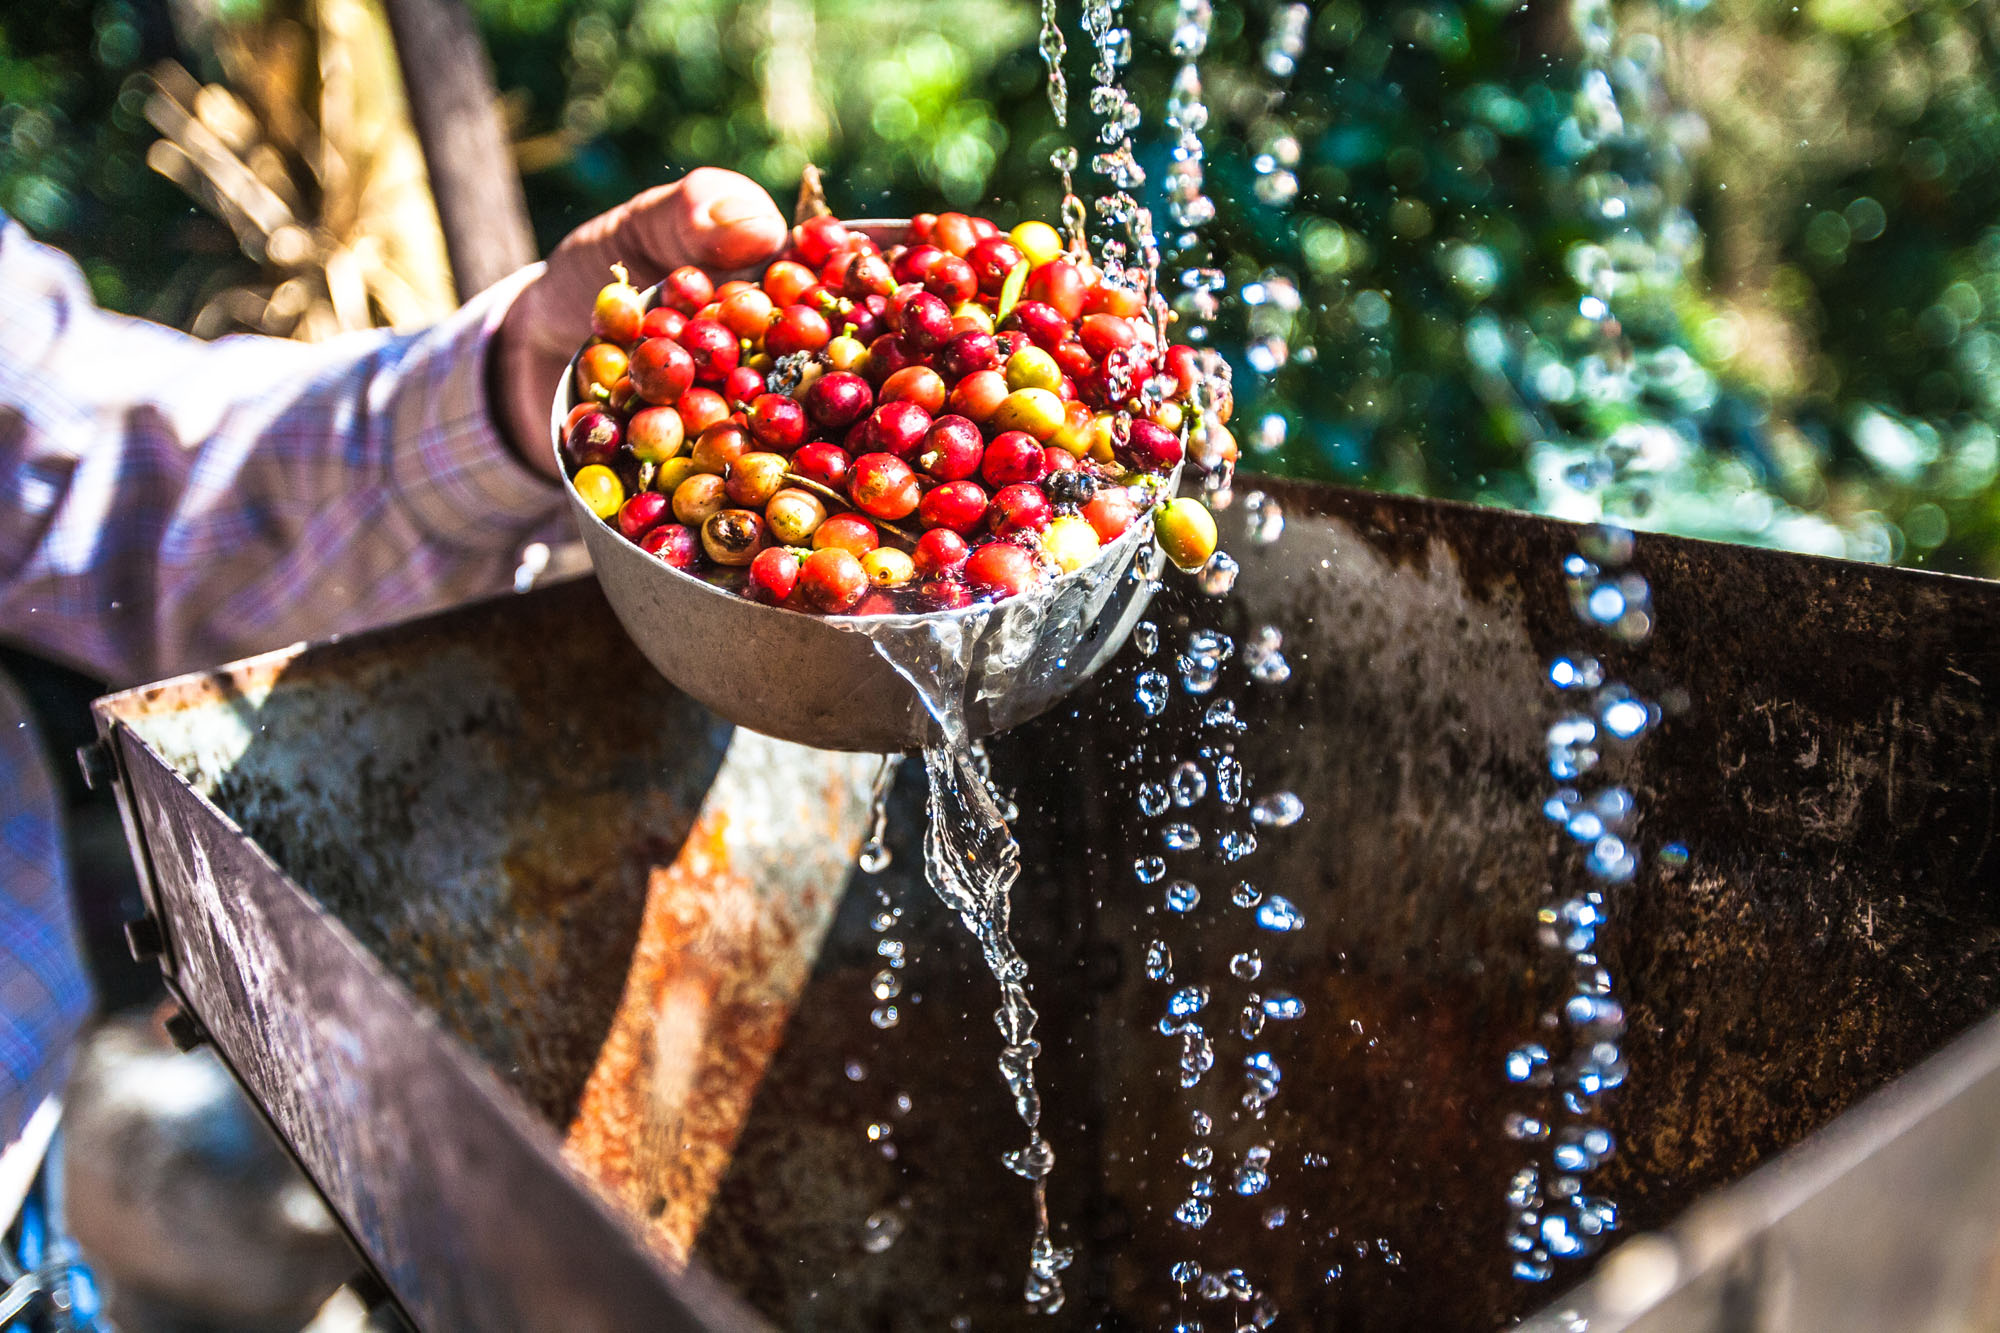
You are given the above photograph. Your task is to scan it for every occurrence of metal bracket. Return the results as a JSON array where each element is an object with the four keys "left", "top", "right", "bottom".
[
  {"left": 123, "top": 916, "right": 165, "bottom": 963},
  {"left": 75, "top": 740, "right": 113, "bottom": 792},
  {"left": 162, "top": 1008, "right": 207, "bottom": 1053}
]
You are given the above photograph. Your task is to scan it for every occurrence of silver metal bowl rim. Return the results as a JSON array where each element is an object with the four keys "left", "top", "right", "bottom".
[{"left": 548, "top": 217, "right": 1175, "bottom": 633}]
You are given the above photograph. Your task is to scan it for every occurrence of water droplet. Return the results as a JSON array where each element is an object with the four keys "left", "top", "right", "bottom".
[
  {"left": 1233, "top": 1146, "right": 1272, "bottom": 1195},
  {"left": 1250, "top": 791, "right": 1303, "bottom": 827},
  {"left": 876, "top": 939, "right": 906, "bottom": 966},
  {"left": 1262, "top": 991, "right": 1305, "bottom": 1020},
  {"left": 871, "top": 970, "right": 903, "bottom": 1002},
  {"left": 1188, "top": 628, "right": 1233, "bottom": 661},
  {"left": 1178, "top": 653, "right": 1220, "bottom": 695},
  {"left": 1244, "top": 491, "right": 1285, "bottom": 544},
  {"left": 1506, "top": 1043, "right": 1551, "bottom": 1083},
  {"left": 1164, "top": 823, "right": 1201, "bottom": 850},
  {"left": 1174, "top": 1198, "right": 1213, "bottom": 1229},
  {"left": 1547, "top": 715, "right": 1601, "bottom": 780},
  {"left": 1203, "top": 700, "right": 1246, "bottom": 732},
  {"left": 1135, "top": 855, "right": 1167, "bottom": 883},
  {"left": 1263, "top": 1206, "right": 1288, "bottom": 1229},
  {"left": 1250, "top": 651, "right": 1292, "bottom": 685},
  {"left": 1171, "top": 761, "right": 1208, "bottom": 806},
  {"left": 1165, "top": 879, "right": 1202, "bottom": 913},
  {"left": 870, "top": 1004, "right": 900, "bottom": 1029},
  {"left": 1004, "top": 1137, "right": 1057, "bottom": 1179},
  {"left": 1262, "top": 2, "right": 1309, "bottom": 75},
  {"left": 1239, "top": 1001, "right": 1265, "bottom": 1039},
  {"left": 1197, "top": 552, "right": 1240, "bottom": 595},
  {"left": 1549, "top": 656, "right": 1605, "bottom": 691},
  {"left": 1220, "top": 829, "right": 1258, "bottom": 862},
  {"left": 1232, "top": 880, "right": 1262, "bottom": 907},
  {"left": 845, "top": 1059, "right": 867, "bottom": 1082},
  {"left": 1254, "top": 896, "right": 1305, "bottom": 931},
  {"left": 1179, "top": 1025, "right": 1215, "bottom": 1087},
  {"left": 1167, "top": 985, "right": 1210, "bottom": 1018},
  {"left": 1242, "top": 1052, "right": 1282, "bottom": 1110},
  {"left": 1586, "top": 835, "right": 1638, "bottom": 882},
  {"left": 1134, "top": 621, "right": 1160, "bottom": 655},
  {"left": 1138, "top": 781, "right": 1170, "bottom": 816},
  {"left": 1171, "top": 1260, "right": 1202, "bottom": 1284},
  {"left": 1137, "top": 670, "right": 1171, "bottom": 714},
  {"left": 1215, "top": 755, "right": 1244, "bottom": 806},
  {"left": 1601, "top": 694, "right": 1651, "bottom": 740},
  {"left": 1230, "top": 950, "right": 1263, "bottom": 980},
  {"left": 862, "top": 1208, "right": 905, "bottom": 1253},
  {"left": 1145, "top": 939, "right": 1174, "bottom": 981}
]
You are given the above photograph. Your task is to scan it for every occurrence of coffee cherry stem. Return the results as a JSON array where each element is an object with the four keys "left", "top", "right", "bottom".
[{"left": 782, "top": 472, "right": 920, "bottom": 548}]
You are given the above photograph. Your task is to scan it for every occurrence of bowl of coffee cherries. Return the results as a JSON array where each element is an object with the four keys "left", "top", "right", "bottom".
[{"left": 552, "top": 194, "right": 1230, "bottom": 753}]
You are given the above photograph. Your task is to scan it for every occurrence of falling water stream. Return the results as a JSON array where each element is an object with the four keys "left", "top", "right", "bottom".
[
  {"left": 845, "top": 601, "right": 1095, "bottom": 1312},
  {"left": 822, "top": 0, "right": 1703, "bottom": 1315}
]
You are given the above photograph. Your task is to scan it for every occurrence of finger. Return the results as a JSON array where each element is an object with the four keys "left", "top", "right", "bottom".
[{"left": 576, "top": 169, "right": 788, "bottom": 286}]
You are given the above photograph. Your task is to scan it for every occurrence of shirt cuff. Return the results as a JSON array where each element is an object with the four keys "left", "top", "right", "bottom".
[{"left": 386, "top": 263, "right": 563, "bottom": 551}]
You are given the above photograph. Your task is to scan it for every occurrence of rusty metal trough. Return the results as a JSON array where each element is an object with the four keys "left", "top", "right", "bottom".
[{"left": 90, "top": 479, "right": 2000, "bottom": 1330}]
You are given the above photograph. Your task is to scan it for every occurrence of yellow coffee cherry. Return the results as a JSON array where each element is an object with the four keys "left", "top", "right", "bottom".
[
  {"left": 1009, "top": 220, "right": 1064, "bottom": 269},
  {"left": 1042, "top": 515, "right": 1103, "bottom": 573},
  {"left": 1155, "top": 497, "right": 1219, "bottom": 572},
  {"left": 653, "top": 457, "right": 699, "bottom": 496},
  {"left": 1085, "top": 412, "right": 1121, "bottom": 464},
  {"left": 1005, "top": 346, "right": 1063, "bottom": 393},
  {"left": 825, "top": 336, "right": 868, "bottom": 372},
  {"left": 573, "top": 464, "right": 624, "bottom": 519},
  {"left": 1049, "top": 401, "right": 1094, "bottom": 457},
  {"left": 991, "top": 388, "right": 1066, "bottom": 441},
  {"left": 862, "top": 547, "right": 916, "bottom": 587}
]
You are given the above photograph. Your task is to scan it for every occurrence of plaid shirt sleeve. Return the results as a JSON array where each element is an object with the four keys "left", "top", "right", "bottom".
[
  {"left": 0, "top": 217, "right": 565, "bottom": 686},
  {"left": 0, "top": 215, "right": 567, "bottom": 1142}
]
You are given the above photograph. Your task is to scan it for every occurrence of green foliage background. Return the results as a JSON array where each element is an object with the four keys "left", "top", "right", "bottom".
[{"left": 8, "top": 0, "right": 2000, "bottom": 572}]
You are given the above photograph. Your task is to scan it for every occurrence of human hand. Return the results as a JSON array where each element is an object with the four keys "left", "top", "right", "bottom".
[{"left": 489, "top": 168, "right": 789, "bottom": 478}]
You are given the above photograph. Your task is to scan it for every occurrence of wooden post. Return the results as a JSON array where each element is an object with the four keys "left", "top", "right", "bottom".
[{"left": 380, "top": 0, "right": 536, "bottom": 299}]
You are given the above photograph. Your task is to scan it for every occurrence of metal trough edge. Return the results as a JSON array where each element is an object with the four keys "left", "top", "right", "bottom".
[{"left": 93, "top": 717, "right": 771, "bottom": 1333}]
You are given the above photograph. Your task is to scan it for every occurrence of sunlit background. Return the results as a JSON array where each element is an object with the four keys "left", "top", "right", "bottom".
[{"left": 6, "top": 0, "right": 1999, "bottom": 570}]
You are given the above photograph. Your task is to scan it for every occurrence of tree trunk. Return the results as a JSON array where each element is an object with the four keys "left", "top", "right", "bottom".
[{"left": 380, "top": 0, "right": 536, "bottom": 299}]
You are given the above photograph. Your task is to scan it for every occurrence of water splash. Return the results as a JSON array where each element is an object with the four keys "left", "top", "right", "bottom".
[{"left": 853, "top": 610, "right": 1083, "bottom": 1311}]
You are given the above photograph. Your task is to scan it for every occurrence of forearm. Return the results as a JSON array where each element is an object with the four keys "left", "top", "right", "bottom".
[{"left": 0, "top": 221, "right": 562, "bottom": 685}]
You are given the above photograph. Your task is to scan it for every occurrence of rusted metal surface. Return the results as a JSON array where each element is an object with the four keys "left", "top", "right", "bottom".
[
  {"left": 92, "top": 583, "right": 871, "bottom": 1331},
  {"left": 1520, "top": 1006, "right": 2000, "bottom": 1332},
  {"left": 561, "top": 730, "right": 876, "bottom": 1262},
  {"left": 97, "top": 479, "right": 2000, "bottom": 1330}
]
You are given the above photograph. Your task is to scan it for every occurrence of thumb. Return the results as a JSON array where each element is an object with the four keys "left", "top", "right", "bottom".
[{"left": 617, "top": 168, "right": 790, "bottom": 280}]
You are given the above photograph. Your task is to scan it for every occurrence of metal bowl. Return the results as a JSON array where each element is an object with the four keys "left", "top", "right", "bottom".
[{"left": 551, "top": 220, "right": 1166, "bottom": 753}]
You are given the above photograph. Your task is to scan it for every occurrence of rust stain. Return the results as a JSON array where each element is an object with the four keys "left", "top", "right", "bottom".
[{"left": 562, "top": 806, "right": 827, "bottom": 1264}]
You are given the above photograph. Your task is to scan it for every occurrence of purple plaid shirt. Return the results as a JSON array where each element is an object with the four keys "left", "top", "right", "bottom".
[{"left": 0, "top": 216, "right": 564, "bottom": 1142}]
